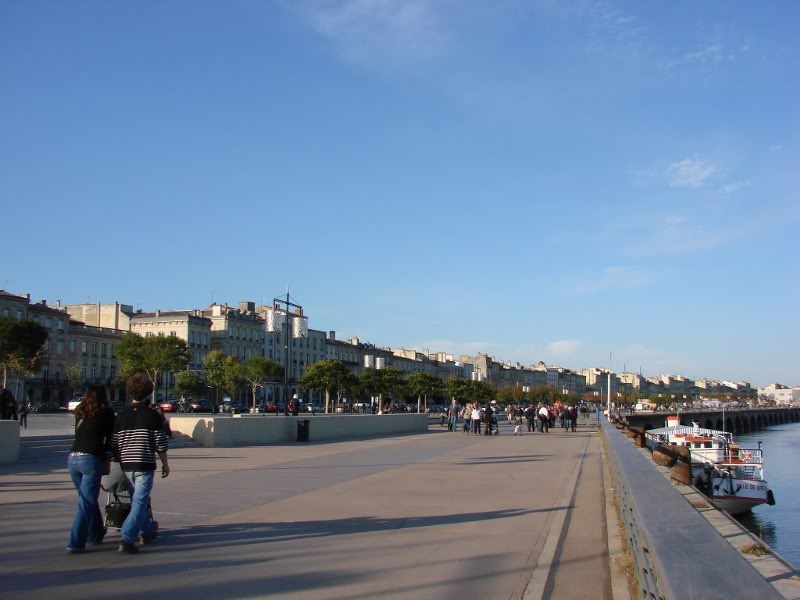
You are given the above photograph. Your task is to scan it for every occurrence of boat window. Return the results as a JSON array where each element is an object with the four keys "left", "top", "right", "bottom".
[{"left": 704, "top": 442, "right": 712, "bottom": 448}]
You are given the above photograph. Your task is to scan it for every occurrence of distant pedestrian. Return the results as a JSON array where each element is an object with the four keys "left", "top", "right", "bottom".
[
  {"left": 514, "top": 407, "right": 522, "bottom": 435},
  {"left": 525, "top": 405, "right": 535, "bottom": 432},
  {"left": 67, "top": 385, "right": 114, "bottom": 553},
  {"left": 471, "top": 405, "right": 481, "bottom": 435},
  {"left": 463, "top": 403, "right": 472, "bottom": 433},
  {"left": 569, "top": 405, "right": 578, "bottom": 432},
  {"left": 560, "top": 407, "right": 569, "bottom": 430},
  {"left": 485, "top": 402, "right": 495, "bottom": 435},
  {"left": 538, "top": 405, "right": 549, "bottom": 433},
  {"left": 448, "top": 400, "right": 459, "bottom": 431},
  {"left": 112, "top": 374, "right": 170, "bottom": 554},
  {"left": 19, "top": 400, "right": 29, "bottom": 429}
]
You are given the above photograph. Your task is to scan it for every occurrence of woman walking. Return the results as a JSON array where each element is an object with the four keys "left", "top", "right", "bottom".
[
  {"left": 66, "top": 385, "right": 115, "bottom": 553},
  {"left": 472, "top": 404, "right": 482, "bottom": 435}
]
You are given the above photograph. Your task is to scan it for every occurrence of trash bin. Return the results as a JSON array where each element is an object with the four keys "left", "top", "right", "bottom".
[{"left": 297, "top": 419, "right": 310, "bottom": 442}]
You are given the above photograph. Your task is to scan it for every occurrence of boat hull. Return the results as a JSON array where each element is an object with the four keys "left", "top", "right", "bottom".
[{"left": 708, "top": 477, "right": 770, "bottom": 515}]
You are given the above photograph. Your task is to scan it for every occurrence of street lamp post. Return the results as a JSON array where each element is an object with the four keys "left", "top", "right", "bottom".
[{"left": 269, "top": 293, "right": 307, "bottom": 417}]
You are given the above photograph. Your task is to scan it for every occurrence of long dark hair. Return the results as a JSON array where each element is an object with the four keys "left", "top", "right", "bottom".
[{"left": 75, "top": 385, "right": 109, "bottom": 420}]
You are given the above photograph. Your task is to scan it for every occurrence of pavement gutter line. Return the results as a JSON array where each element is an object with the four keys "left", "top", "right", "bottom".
[
  {"left": 522, "top": 432, "right": 591, "bottom": 600},
  {"left": 600, "top": 432, "right": 632, "bottom": 600}
]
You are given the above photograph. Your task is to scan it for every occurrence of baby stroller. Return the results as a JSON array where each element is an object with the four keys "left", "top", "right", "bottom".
[
  {"left": 101, "top": 462, "right": 158, "bottom": 540},
  {"left": 488, "top": 415, "right": 500, "bottom": 435}
]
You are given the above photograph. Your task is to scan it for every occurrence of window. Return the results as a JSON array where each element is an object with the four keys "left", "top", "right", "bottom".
[
  {"left": 158, "top": 332, "right": 164, "bottom": 337},
  {"left": 101, "top": 343, "right": 107, "bottom": 357},
  {"left": 170, "top": 331, "right": 177, "bottom": 337},
  {"left": 110, "top": 366, "right": 116, "bottom": 379},
  {"left": 146, "top": 332, "right": 153, "bottom": 337},
  {"left": 101, "top": 365, "right": 106, "bottom": 378},
  {"left": 16, "top": 310, "right": 23, "bottom": 319},
  {"left": 69, "top": 340, "right": 76, "bottom": 353},
  {"left": 1, "top": 308, "right": 7, "bottom": 317},
  {"left": 92, "top": 342, "right": 97, "bottom": 356},
  {"left": 81, "top": 341, "right": 87, "bottom": 355},
  {"left": 57, "top": 341, "right": 63, "bottom": 354},
  {"left": 91, "top": 365, "right": 97, "bottom": 379}
]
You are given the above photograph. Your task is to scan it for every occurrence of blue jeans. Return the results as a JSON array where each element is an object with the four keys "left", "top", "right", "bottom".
[
  {"left": 68, "top": 454, "right": 105, "bottom": 549},
  {"left": 121, "top": 470, "right": 158, "bottom": 545},
  {"left": 448, "top": 416, "right": 457, "bottom": 430}
]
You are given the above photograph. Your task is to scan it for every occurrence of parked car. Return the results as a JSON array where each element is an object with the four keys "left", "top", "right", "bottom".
[
  {"left": 68, "top": 398, "right": 82, "bottom": 413},
  {"left": 190, "top": 400, "right": 211, "bottom": 413},
  {"left": 159, "top": 402, "right": 177, "bottom": 413},
  {"left": 263, "top": 402, "right": 279, "bottom": 414}
]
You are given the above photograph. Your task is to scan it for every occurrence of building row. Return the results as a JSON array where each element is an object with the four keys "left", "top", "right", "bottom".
[{"left": 1, "top": 290, "right": 783, "bottom": 408}]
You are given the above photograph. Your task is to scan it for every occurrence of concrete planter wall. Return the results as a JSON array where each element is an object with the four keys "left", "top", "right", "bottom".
[
  {"left": 0, "top": 420, "right": 21, "bottom": 463},
  {"left": 170, "top": 414, "right": 429, "bottom": 448}
]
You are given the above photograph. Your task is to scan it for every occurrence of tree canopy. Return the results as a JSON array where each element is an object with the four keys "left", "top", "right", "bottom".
[
  {"left": 359, "top": 366, "right": 406, "bottom": 410},
  {"left": 203, "top": 350, "right": 240, "bottom": 399},
  {"left": 115, "top": 333, "right": 189, "bottom": 400},
  {"left": 407, "top": 372, "right": 444, "bottom": 411},
  {"left": 241, "top": 357, "right": 283, "bottom": 411},
  {"left": 175, "top": 370, "right": 207, "bottom": 402},
  {"left": 301, "top": 359, "right": 356, "bottom": 413},
  {"left": 0, "top": 316, "right": 49, "bottom": 388}
]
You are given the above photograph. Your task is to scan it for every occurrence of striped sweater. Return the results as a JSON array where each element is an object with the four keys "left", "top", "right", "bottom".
[{"left": 112, "top": 404, "right": 168, "bottom": 472}]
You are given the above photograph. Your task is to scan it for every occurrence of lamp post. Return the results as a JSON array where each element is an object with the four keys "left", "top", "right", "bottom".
[{"left": 267, "top": 293, "right": 307, "bottom": 417}]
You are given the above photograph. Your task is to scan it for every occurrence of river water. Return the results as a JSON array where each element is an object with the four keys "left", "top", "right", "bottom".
[{"left": 733, "top": 421, "right": 800, "bottom": 568}]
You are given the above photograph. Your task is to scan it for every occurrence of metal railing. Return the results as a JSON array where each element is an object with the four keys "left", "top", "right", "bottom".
[{"left": 600, "top": 418, "right": 780, "bottom": 599}]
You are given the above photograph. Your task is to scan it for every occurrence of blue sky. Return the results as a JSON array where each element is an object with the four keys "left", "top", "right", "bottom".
[{"left": 1, "top": 1, "right": 798, "bottom": 386}]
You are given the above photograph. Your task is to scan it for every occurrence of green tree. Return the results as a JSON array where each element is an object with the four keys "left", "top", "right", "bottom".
[
  {"left": 203, "top": 350, "right": 240, "bottom": 408},
  {"left": 175, "top": 370, "right": 207, "bottom": 403},
  {"left": 64, "top": 357, "right": 83, "bottom": 398},
  {"left": 407, "top": 372, "right": 444, "bottom": 412},
  {"left": 446, "top": 377, "right": 471, "bottom": 404},
  {"left": 495, "top": 385, "right": 525, "bottom": 406},
  {"left": 241, "top": 357, "right": 283, "bottom": 412},
  {"left": 301, "top": 359, "right": 356, "bottom": 414},
  {"left": 115, "top": 334, "right": 190, "bottom": 403},
  {"left": 0, "top": 316, "right": 49, "bottom": 388},
  {"left": 358, "top": 366, "right": 406, "bottom": 413}
]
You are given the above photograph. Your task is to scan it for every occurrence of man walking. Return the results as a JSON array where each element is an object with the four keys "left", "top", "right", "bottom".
[
  {"left": 19, "top": 400, "right": 29, "bottom": 429},
  {"left": 112, "top": 374, "right": 170, "bottom": 554},
  {"left": 448, "top": 400, "right": 459, "bottom": 432},
  {"left": 538, "top": 404, "right": 549, "bottom": 433}
]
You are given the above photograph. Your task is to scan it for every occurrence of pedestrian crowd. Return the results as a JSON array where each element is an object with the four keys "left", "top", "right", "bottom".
[{"left": 439, "top": 399, "right": 589, "bottom": 436}]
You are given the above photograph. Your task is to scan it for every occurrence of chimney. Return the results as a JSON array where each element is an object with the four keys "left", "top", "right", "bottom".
[
  {"left": 329, "top": 331, "right": 335, "bottom": 341},
  {"left": 239, "top": 301, "right": 255, "bottom": 312},
  {"left": 156, "top": 309, "right": 161, "bottom": 317}
]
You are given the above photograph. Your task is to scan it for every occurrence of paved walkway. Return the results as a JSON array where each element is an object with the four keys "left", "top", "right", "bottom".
[{"left": 0, "top": 416, "right": 617, "bottom": 600}]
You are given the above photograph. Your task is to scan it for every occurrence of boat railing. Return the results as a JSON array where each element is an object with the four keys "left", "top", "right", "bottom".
[{"left": 691, "top": 447, "right": 763, "bottom": 466}]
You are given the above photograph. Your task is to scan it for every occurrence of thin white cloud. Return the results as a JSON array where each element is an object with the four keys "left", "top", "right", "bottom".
[
  {"left": 292, "top": 0, "right": 449, "bottom": 71},
  {"left": 623, "top": 215, "right": 727, "bottom": 257},
  {"left": 719, "top": 180, "right": 751, "bottom": 194},
  {"left": 546, "top": 340, "right": 584, "bottom": 355},
  {"left": 665, "top": 157, "right": 718, "bottom": 188},
  {"left": 668, "top": 43, "right": 745, "bottom": 68},
  {"left": 569, "top": 265, "right": 657, "bottom": 295}
]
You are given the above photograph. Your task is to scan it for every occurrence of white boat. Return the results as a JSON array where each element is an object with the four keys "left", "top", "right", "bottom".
[{"left": 645, "top": 416, "right": 775, "bottom": 515}]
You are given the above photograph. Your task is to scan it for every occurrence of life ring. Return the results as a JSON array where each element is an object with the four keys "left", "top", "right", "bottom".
[{"left": 741, "top": 451, "right": 753, "bottom": 462}]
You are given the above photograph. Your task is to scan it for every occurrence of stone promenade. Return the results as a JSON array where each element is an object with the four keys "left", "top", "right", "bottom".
[{"left": 0, "top": 416, "right": 620, "bottom": 600}]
